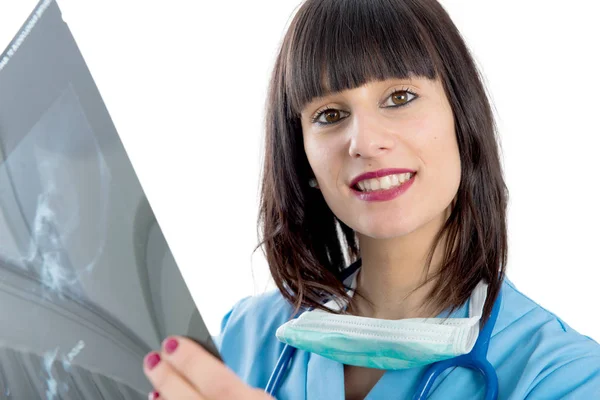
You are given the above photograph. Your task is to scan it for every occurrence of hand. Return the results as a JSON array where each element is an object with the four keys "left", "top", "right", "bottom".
[{"left": 143, "top": 336, "right": 274, "bottom": 400}]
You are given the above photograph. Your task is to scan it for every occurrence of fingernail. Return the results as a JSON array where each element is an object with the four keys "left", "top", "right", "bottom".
[
  {"left": 148, "top": 391, "right": 159, "bottom": 400},
  {"left": 145, "top": 352, "right": 161, "bottom": 370},
  {"left": 164, "top": 337, "right": 179, "bottom": 354}
]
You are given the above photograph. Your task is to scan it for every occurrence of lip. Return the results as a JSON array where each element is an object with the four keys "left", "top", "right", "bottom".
[
  {"left": 349, "top": 168, "right": 416, "bottom": 188},
  {"left": 350, "top": 169, "right": 417, "bottom": 202}
]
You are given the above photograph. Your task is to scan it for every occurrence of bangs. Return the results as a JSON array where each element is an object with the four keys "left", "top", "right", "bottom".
[{"left": 285, "top": 0, "right": 439, "bottom": 115}]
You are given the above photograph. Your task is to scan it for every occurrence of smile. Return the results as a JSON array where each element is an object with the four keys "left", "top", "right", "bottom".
[
  {"left": 354, "top": 172, "right": 414, "bottom": 192},
  {"left": 351, "top": 172, "right": 416, "bottom": 202}
]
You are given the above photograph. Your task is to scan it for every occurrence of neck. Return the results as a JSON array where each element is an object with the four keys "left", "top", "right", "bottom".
[{"left": 347, "top": 209, "right": 451, "bottom": 320}]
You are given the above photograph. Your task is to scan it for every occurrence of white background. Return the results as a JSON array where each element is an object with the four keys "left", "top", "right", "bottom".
[{"left": 1, "top": 0, "right": 599, "bottom": 340}]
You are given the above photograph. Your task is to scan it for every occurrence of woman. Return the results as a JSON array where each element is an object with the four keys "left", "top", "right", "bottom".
[{"left": 142, "top": 0, "right": 600, "bottom": 398}]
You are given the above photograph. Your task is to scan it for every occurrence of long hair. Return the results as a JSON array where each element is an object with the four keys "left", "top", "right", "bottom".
[{"left": 257, "top": 0, "right": 509, "bottom": 325}]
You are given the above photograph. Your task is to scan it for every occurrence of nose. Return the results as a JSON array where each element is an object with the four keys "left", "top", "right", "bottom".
[{"left": 347, "top": 111, "right": 395, "bottom": 159}]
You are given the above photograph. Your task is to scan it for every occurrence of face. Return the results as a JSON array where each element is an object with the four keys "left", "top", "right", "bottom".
[{"left": 300, "top": 76, "right": 461, "bottom": 239}]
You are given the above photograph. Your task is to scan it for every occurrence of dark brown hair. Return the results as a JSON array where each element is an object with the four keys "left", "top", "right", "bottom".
[{"left": 257, "top": 0, "right": 508, "bottom": 325}]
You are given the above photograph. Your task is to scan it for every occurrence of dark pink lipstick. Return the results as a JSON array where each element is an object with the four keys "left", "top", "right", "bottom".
[{"left": 350, "top": 168, "right": 416, "bottom": 202}]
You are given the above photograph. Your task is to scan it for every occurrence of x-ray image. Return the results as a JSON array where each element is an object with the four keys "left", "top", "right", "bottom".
[{"left": 0, "top": 1, "right": 217, "bottom": 398}]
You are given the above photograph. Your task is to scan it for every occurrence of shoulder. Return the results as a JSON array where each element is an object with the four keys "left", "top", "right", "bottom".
[
  {"left": 216, "top": 289, "right": 293, "bottom": 389},
  {"left": 492, "top": 278, "right": 600, "bottom": 398}
]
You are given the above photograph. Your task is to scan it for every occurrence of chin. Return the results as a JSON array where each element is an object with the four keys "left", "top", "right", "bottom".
[{"left": 353, "top": 216, "right": 420, "bottom": 240}]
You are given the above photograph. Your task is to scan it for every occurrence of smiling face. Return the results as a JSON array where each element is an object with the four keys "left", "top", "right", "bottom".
[{"left": 300, "top": 76, "right": 461, "bottom": 239}]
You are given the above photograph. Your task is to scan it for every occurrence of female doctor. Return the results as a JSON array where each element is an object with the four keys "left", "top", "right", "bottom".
[{"left": 142, "top": 0, "right": 600, "bottom": 398}]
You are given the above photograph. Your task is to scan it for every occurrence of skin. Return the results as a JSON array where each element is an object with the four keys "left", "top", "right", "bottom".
[
  {"left": 300, "top": 76, "right": 461, "bottom": 321},
  {"left": 142, "top": 76, "right": 461, "bottom": 399}
]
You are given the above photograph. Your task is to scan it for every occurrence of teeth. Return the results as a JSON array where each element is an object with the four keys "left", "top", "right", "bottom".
[
  {"left": 380, "top": 176, "right": 392, "bottom": 190},
  {"left": 356, "top": 173, "right": 413, "bottom": 192}
]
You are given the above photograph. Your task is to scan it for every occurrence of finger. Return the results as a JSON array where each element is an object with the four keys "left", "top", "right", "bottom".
[
  {"left": 143, "top": 351, "right": 204, "bottom": 400},
  {"left": 160, "top": 336, "right": 265, "bottom": 400},
  {"left": 149, "top": 391, "right": 168, "bottom": 400}
]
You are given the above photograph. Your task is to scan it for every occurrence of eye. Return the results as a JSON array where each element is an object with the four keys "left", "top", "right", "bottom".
[
  {"left": 311, "top": 108, "right": 350, "bottom": 125},
  {"left": 383, "top": 89, "right": 418, "bottom": 107}
]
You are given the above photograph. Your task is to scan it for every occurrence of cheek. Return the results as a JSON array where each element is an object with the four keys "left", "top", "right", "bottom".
[
  {"left": 303, "top": 138, "right": 325, "bottom": 172},
  {"left": 411, "top": 109, "right": 457, "bottom": 161},
  {"left": 304, "top": 137, "right": 341, "bottom": 178},
  {"left": 422, "top": 122, "right": 461, "bottom": 197},
  {"left": 409, "top": 112, "right": 461, "bottom": 196}
]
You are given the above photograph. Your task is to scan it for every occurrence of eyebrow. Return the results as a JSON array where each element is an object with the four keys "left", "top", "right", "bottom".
[{"left": 302, "top": 78, "right": 422, "bottom": 116}]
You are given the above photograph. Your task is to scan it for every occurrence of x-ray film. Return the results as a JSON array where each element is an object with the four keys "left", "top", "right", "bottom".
[{"left": 0, "top": 1, "right": 219, "bottom": 398}]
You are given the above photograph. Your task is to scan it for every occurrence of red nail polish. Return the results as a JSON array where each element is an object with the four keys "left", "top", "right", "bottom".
[
  {"left": 148, "top": 391, "right": 160, "bottom": 400},
  {"left": 145, "top": 352, "right": 161, "bottom": 370},
  {"left": 164, "top": 338, "right": 179, "bottom": 354}
]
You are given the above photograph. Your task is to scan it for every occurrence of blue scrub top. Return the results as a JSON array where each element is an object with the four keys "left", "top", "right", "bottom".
[{"left": 216, "top": 278, "right": 600, "bottom": 399}]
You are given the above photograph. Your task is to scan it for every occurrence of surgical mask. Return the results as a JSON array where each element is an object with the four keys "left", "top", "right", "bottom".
[{"left": 275, "top": 272, "right": 488, "bottom": 370}]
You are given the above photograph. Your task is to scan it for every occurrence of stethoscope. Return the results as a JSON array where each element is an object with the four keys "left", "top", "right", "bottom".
[{"left": 264, "top": 260, "right": 502, "bottom": 399}]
